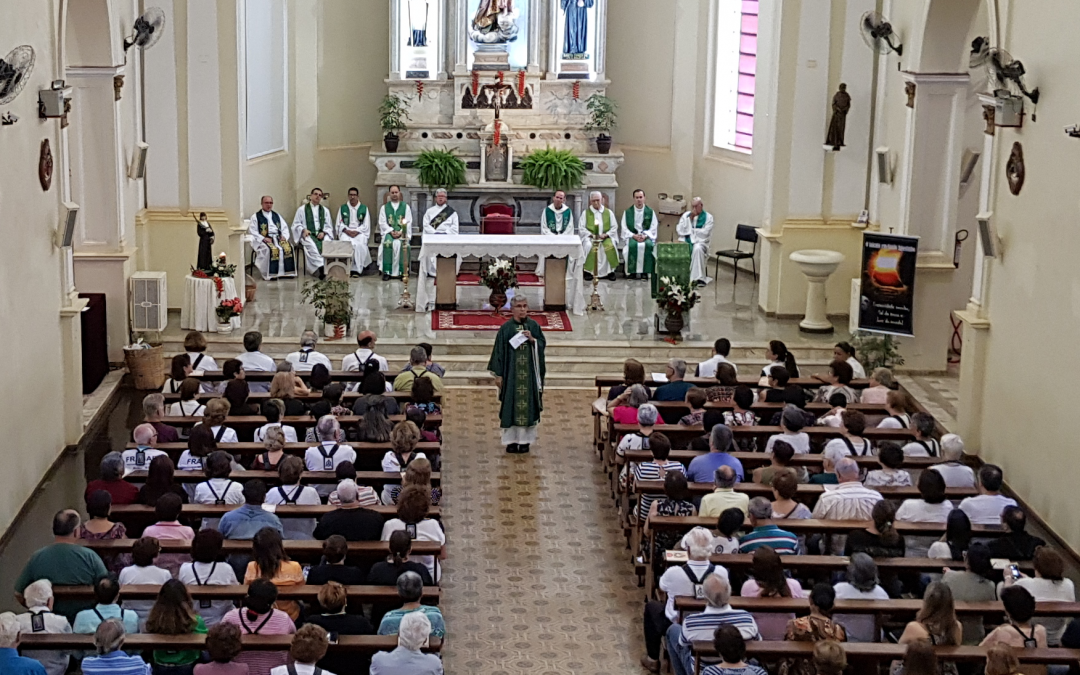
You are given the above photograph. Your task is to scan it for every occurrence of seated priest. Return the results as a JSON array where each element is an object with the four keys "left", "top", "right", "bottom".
[
  {"left": 335, "top": 186, "right": 372, "bottom": 278},
  {"left": 422, "top": 188, "right": 460, "bottom": 277},
  {"left": 249, "top": 195, "right": 297, "bottom": 280},
  {"left": 292, "top": 188, "right": 334, "bottom": 279},
  {"left": 676, "top": 197, "right": 715, "bottom": 286},
  {"left": 620, "top": 189, "right": 658, "bottom": 281},
  {"left": 579, "top": 191, "right": 619, "bottom": 281}
]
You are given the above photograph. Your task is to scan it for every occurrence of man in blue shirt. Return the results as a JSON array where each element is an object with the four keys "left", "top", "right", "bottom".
[
  {"left": 0, "top": 612, "right": 48, "bottom": 675},
  {"left": 737, "top": 497, "right": 799, "bottom": 555},
  {"left": 72, "top": 578, "right": 140, "bottom": 635},
  {"left": 218, "top": 480, "right": 284, "bottom": 540},
  {"left": 686, "top": 424, "right": 744, "bottom": 483},
  {"left": 652, "top": 359, "right": 696, "bottom": 402},
  {"left": 80, "top": 619, "right": 150, "bottom": 675}
]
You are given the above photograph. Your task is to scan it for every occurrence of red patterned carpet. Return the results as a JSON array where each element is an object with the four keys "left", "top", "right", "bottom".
[{"left": 431, "top": 309, "right": 573, "bottom": 331}]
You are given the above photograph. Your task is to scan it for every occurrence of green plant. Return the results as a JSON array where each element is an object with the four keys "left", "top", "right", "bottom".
[
  {"left": 301, "top": 278, "right": 354, "bottom": 328},
  {"left": 379, "top": 94, "right": 410, "bottom": 136},
  {"left": 519, "top": 147, "right": 586, "bottom": 192},
  {"left": 583, "top": 93, "right": 618, "bottom": 136},
  {"left": 414, "top": 149, "right": 467, "bottom": 191},
  {"left": 850, "top": 330, "right": 906, "bottom": 370}
]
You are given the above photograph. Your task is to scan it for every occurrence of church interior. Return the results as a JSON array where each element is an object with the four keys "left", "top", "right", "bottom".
[{"left": 1, "top": 0, "right": 1079, "bottom": 673}]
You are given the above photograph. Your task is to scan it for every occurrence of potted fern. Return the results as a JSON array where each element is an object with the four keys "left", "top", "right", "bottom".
[
  {"left": 520, "top": 148, "right": 586, "bottom": 192},
  {"left": 584, "top": 93, "right": 618, "bottom": 154},
  {"left": 415, "top": 149, "right": 467, "bottom": 191},
  {"left": 301, "top": 278, "right": 354, "bottom": 340},
  {"left": 379, "top": 94, "right": 410, "bottom": 153}
]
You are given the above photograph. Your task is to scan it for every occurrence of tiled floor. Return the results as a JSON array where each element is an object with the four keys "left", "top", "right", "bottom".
[{"left": 439, "top": 387, "right": 644, "bottom": 675}]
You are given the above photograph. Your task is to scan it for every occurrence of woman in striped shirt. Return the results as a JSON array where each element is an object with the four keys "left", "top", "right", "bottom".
[
  {"left": 631, "top": 433, "right": 685, "bottom": 522},
  {"left": 219, "top": 579, "right": 296, "bottom": 675}
]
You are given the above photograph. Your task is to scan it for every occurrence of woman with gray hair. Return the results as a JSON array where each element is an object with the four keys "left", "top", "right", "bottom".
[
  {"left": 615, "top": 401, "right": 659, "bottom": 460},
  {"left": 832, "top": 553, "right": 889, "bottom": 642},
  {"left": 370, "top": 611, "right": 443, "bottom": 675},
  {"left": 84, "top": 452, "right": 139, "bottom": 505},
  {"left": 609, "top": 383, "right": 650, "bottom": 424},
  {"left": 79, "top": 619, "right": 151, "bottom": 675},
  {"left": 860, "top": 367, "right": 896, "bottom": 405}
]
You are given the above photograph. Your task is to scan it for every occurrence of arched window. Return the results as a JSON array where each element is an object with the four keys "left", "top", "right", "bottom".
[{"left": 713, "top": 0, "right": 758, "bottom": 153}]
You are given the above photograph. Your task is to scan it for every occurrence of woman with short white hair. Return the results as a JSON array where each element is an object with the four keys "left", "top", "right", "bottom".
[
  {"left": 370, "top": 612, "right": 443, "bottom": 675},
  {"left": 15, "top": 580, "right": 72, "bottom": 675}
]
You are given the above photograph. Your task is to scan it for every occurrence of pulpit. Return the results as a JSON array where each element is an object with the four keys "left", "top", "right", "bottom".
[{"left": 651, "top": 242, "right": 692, "bottom": 299}]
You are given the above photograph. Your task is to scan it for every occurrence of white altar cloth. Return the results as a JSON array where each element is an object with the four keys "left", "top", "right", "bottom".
[
  {"left": 416, "top": 234, "right": 587, "bottom": 315},
  {"left": 181, "top": 275, "right": 242, "bottom": 332}
]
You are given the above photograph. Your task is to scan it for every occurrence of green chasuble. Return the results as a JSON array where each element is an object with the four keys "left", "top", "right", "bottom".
[
  {"left": 544, "top": 205, "right": 573, "bottom": 234},
  {"left": 583, "top": 208, "right": 620, "bottom": 274},
  {"left": 381, "top": 201, "right": 409, "bottom": 276},
  {"left": 305, "top": 204, "right": 328, "bottom": 253},
  {"left": 486, "top": 317, "right": 547, "bottom": 429},
  {"left": 340, "top": 203, "right": 368, "bottom": 229},
  {"left": 623, "top": 206, "right": 656, "bottom": 274}
]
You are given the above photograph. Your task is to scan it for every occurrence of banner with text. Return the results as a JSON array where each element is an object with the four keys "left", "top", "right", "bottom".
[{"left": 857, "top": 232, "right": 919, "bottom": 337}]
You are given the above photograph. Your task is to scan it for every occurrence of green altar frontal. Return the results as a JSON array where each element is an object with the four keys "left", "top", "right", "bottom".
[{"left": 651, "top": 242, "right": 691, "bottom": 299}]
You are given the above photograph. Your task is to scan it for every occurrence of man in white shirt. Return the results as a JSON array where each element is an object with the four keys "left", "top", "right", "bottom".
[
  {"left": 341, "top": 331, "right": 390, "bottom": 375},
  {"left": 335, "top": 187, "right": 372, "bottom": 277},
  {"left": 813, "top": 457, "right": 884, "bottom": 554},
  {"left": 959, "top": 464, "right": 1017, "bottom": 525},
  {"left": 640, "top": 527, "right": 729, "bottom": 672},
  {"left": 122, "top": 424, "right": 168, "bottom": 476},
  {"left": 15, "top": 580, "right": 71, "bottom": 675},
  {"left": 293, "top": 187, "right": 335, "bottom": 278},
  {"left": 696, "top": 337, "right": 738, "bottom": 378},
  {"left": 537, "top": 190, "right": 575, "bottom": 277},
  {"left": 378, "top": 185, "right": 414, "bottom": 280},
  {"left": 578, "top": 191, "right": 619, "bottom": 281},
  {"left": 667, "top": 574, "right": 760, "bottom": 675},
  {"left": 236, "top": 331, "right": 276, "bottom": 393},
  {"left": 421, "top": 188, "right": 460, "bottom": 277},
  {"left": 249, "top": 195, "right": 297, "bottom": 280},
  {"left": 620, "top": 189, "right": 658, "bottom": 280},
  {"left": 285, "top": 331, "right": 333, "bottom": 373},
  {"left": 676, "top": 197, "right": 715, "bottom": 286},
  {"left": 305, "top": 417, "right": 358, "bottom": 500},
  {"left": 264, "top": 456, "right": 322, "bottom": 540},
  {"left": 930, "top": 434, "right": 976, "bottom": 488}
]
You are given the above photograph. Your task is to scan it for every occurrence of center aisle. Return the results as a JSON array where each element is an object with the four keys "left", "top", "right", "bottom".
[{"left": 439, "top": 388, "right": 645, "bottom": 674}]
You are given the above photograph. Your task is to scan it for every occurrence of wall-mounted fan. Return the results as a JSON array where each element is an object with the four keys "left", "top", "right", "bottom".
[
  {"left": 986, "top": 47, "right": 1039, "bottom": 104},
  {"left": 0, "top": 45, "right": 35, "bottom": 105},
  {"left": 123, "top": 7, "right": 166, "bottom": 52},
  {"left": 860, "top": 11, "right": 903, "bottom": 56}
]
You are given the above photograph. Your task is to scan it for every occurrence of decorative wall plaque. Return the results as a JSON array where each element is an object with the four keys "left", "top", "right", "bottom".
[
  {"left": 38, "top": 138, "right": 53, "bottom": 191},
  {"left": 1006, "top": 142, "right": 1025, "bottom": 196}
]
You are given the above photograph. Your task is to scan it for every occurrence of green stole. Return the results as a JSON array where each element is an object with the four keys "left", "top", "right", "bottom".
[
  {"left": 583, "top": 208, "right": 619, "bottom": 274},
  {"left": 304, "top": 204, "right": 327, "bottom": 253},
  {"left": 544, "top": 206, "right": 572, "bottom": 234},
  {"left": 381, "top": 201, "right": 409, "bottom": 276},
  {"left": 623, "top": 206, "right": 656, "bottom": 274},
  {"left": 339, "top": 203, "right": 368, "bottom": 235},
  {"left": 683, "top": 210, "right": 709, "bottom": 246}
]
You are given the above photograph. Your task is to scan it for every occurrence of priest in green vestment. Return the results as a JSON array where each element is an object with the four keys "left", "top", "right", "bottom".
[
  {"left": 486, "top": 296, "right": 547, "bottom": 454},
  {"left": 537, "top": 189, "right": 574, "bottom": 277},
  {"left": 292, "top": 187, "right": 334, "bottom": 278},
  {"left": 620, "top": 188, "right": 658, "bottom": 280},
  {"left": 675, "top": 197, "right": 715, "bottom": 286},
  {"left": 378, "top": 185, "right": 414, "bottom": 280},
  {"left": 578, "top": 191, "right": 619, "bottom": 281}
]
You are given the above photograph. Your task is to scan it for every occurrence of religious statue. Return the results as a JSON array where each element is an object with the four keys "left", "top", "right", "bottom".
[
  {"left": 408, "top": 0, "right": 429, "bottom": 47},
  {"left": 471, "top": 0, "right": 519, "bottom": 44},
  {"left": 561, "top": 0, "right": 594, "bottom": 58},
  {"left": 195, "top": 212, "right": 215, "bottom": 271},
  {"left": 825, "top": 83, "right": 851, "bottom": 151}
]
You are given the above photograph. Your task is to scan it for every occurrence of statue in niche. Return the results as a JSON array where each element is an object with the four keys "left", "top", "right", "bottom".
[
  {"left": 408, "top": 0, "right": 429, "bottom": 46},
  {"left": 561, "top": 0, "right": 594, "bottom": 58},
  {"left": 824, "top": 83, "right": 851, "bottom": 151},
  {"left": 471, "top": 0, "right": 519, "bottom": 44}
]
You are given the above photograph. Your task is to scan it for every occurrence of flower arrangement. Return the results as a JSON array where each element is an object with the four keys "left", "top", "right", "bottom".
[
  {"left": 480, "top": 258, "right": 518, "bottom": 295},
  {"left": 656, "top": 278, "right": 700, "bottom": 315},
  {"left": 216, "top": 297, "right": 243, "bottom": 323}
]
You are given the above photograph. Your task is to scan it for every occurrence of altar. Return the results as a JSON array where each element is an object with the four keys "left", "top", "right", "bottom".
[{"left": 415, "top": 234, "right": 587, "bottom": 315}]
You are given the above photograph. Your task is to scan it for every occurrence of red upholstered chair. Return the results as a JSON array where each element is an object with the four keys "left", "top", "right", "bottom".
[{"left": 480, "top": 203, "right": 516, "bottom": 234}]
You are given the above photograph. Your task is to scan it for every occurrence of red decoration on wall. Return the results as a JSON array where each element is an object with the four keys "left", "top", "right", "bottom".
[
  {"left": 572, "top": 80, "right": 581, "bottom": 100},
  {"left": 497, "top": 70, "right": 505, "bottom": 85},
  {"left": 416, "top": 80, "right": 424, "bottom": 100},
  {"left": 493, "top": 119, "right": 501, "bottom": 147},
  {"left": 517, "top": 70, "right": 526, "bottom": 99},
  {"left": 471, "top": 70, "right": 479, "bottom": 97}
]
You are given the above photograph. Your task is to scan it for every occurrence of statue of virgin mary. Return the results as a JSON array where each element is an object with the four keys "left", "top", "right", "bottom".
[{"left": 471, "top": 0, "right": 519, "bottom": 43}]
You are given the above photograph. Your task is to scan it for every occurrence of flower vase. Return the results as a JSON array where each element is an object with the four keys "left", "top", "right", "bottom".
[
  {"left": 664, "top": 310, "right": 685, "bottom": 335},
  {"left": 489, "top": 291, "right": 507, "bottom": 315},
  {"left": 216, "top": 321, "right": 233, "bottom": 335}
]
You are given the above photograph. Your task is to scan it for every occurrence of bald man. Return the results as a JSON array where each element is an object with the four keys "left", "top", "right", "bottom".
[
  {"left": 676, "top": 197, "right": 715, "bottom": 286},
  {"left": 121, "top": 423, "right": 168, "bottom": 476},
  {"left": 249, "top": 195, "right": 297, "bottom": 280},
  {"left": 578, "top": 191, "right": 619, "bottom": 281}
]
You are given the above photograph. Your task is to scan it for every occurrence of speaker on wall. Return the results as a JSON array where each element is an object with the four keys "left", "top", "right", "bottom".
[{"left": 57, "top": 201, "right": 78, "bottom": 248}]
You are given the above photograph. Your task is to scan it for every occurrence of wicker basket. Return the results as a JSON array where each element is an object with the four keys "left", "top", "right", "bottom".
[{"left": 124, "top": 345, "right": 165, "bottom": 390}]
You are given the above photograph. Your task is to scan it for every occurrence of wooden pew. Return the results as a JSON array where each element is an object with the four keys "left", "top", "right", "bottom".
[
  {"left": 109, "top": 504, "right": 440, "bottom": 528},
  {"left": 673, "top": 595, "right": 1075, "bottom": 618},
  {"left": 633, "top": 480, "right": 977, "bottom": 500},
  {"left": 81, "top": 538, "right": 442, "bottom": 565},
  {"left": 20, "top": 633, "right": 442, "bottom": 654},
  {"left": 126, "top": 469, "right": 441, "bottom": 487},
  {"left": 621, "top": 449, "right": 941, "bottom": 470},
  {"left": 685, "top": 553, "right": 1032, "bottom": 574},
  {"left": 593, "top": 376, "right": 871, "bottom": 396},
  {"left": 191, "top": 371, "right": 379, "bottom": 382},
  {"left": 126, "top": 441, "right": 442, "bottom": 459},
  {"left": 163, "top": 391, "right": 439, "bottom": 403},
  {"left": 160, "top": 414, "right": 443, "bottom": 429},
  {"left": 611, "top": 423, "right": 916, "bottom": 449},
  {"left": 51, "top": 583, "right": 440, "bottom": 603}
]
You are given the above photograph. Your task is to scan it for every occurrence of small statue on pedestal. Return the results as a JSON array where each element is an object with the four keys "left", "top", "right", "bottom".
[
  {"left": 195, "top": 212, "right": 215, "bottom": 271},
  {"left": 471, "top": 0, "right": 519, "bottom": 43},
  {"left": 825, "top": 83, "right": 851, "bottom": 152}
]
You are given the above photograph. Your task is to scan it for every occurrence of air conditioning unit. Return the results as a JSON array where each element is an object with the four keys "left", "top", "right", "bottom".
[{"left": 131, "top": 271, "right": 167, "bottom": 332}]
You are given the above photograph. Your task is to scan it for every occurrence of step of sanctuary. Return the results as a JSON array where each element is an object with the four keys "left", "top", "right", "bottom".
[{"left": 158, "top": 336, "right": 838, "bottom": 388}]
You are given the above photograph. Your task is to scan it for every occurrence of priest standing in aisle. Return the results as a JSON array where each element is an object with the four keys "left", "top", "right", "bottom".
[
  {"left": 677, "top": 197, "right": 715, "bottom": 286},
  {"left": 293, "top": 188, "right": 334, "bottom": 279},
  {"left": 249, "top": 195, "right": 297, "bottom": 280},
  {"left": 620, "top": 189, "right": 658, "bottom": 280},
  {"left": 336, "top": 187, "right": 372, "bottom": 278},
  {"left": 579, "top": 191, "right": 619, "bottom": 281},
  {"left": 379, "top": 185, "right": 413, "bottom": 280},
  {"left": 487, "top": 296, "right": 546, "bottom": 454},
  {"left": 538, "top": 189, "right": 574, "bottom": 277},
  {"left": 422, "top": 188, "right": 460, "bottom": 277}
]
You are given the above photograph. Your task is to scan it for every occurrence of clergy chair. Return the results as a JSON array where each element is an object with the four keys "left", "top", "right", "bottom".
[
  {"left": 480, "top": 203, "right": 516, "bottom": 234},
  {"left": 714, "top": 224, "right": 758, "bottom": 288}
]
